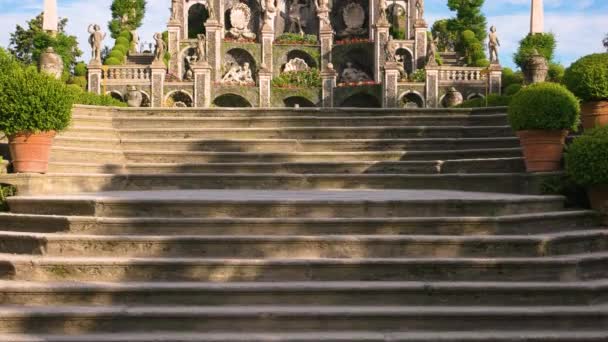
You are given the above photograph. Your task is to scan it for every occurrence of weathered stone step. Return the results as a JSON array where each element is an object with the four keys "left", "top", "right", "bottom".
[
  {"left": 1, "top": 230, "right": 606, "bottom": 258},
  {"left": 2, "top": 331, "right": 608, "bottom": 342},
  {"left": 46, "top": 158, "right": 526, "bottom": 175},
  {"left": 50, "top": 147, "right": 124, "bottom": 164},
  {"left": 1, "top": 253, "right": 605, "bottom": 282},
  {"left": 112, "top": 126, "right": 514, "bottom": 140},
  {"left": 0, "top": 211, "right": 597, "bottom": 236},
  {"left": 7, "top": 190, "right": 564, "bottom": 218},
  {"left": 0, "top": 281, "right": 604, "bottom": 307},
  {"left": 58, "top": 127, "right": 117, "bottom": 139},
  {"left": 0, "top": 172, "right": 552, "bottom": 195},
  {"left": 0, "top": 305, "right": 604, "bottom": 333}
]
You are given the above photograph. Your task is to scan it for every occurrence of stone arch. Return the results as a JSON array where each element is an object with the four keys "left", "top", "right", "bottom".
[
  {"left": 400, "top": 90, "right": 425, "bottom": 108},
  {"left": 179, "top": 46, "right": 198, "bottom": 81},
  {"left": 283, "top": 96, "right": 316, "bottom": 107},
  {"left": 338, "top": 48, "right": 373, "bottom": 82},
  {"left": 283, "top": 0, "right": 317, "bottom": 36},
  {"left": 467, "top": 93, "right": 485, "bottom": 100},
  {"left": 387, "top": 2, "right": 408, "bottom": 39},
  {"left": 139, "top": 90, "right": 151, "bottom": 108},
  {"left": 213, "top": 93, "right": 253, "bottom": 107},
  {"left": 279, "top": 50, "right": 318, "bottom": 73},
  {"left": 339, "top": 92, "right": 381, "bottom": 108},
  {"left": 396, "top": 47, "right": 414, "bottom": 76},
  {"left": 165, "top": 90, "right": 194, "bottom": 107},
  {"left": 223, "top": 48, "right": 258, "bottom": 81},
  {"left": 107, "top": 90, "right": 124, "bottom": 101},
  {"left": 188, "top": 3, "right": 209, "bottom": 39}
]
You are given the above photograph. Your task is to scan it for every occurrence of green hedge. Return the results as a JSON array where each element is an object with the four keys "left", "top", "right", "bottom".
[
  {"left": 73, "top": 62, "right": 88, "bottom": 77},
  {"left": 104, "top": 57, "right": 123, "bottom": 66},
  {"left": 272, "top": 69, "right": 321, "bottom": 88},
  {"left": 108, "top": 49, "right": 125, "bottom": 60},
  {"left": 67, "top": 76, "right": 87, "bottom": 90},
  {"left": 275, "top": 33, "right": 318, "bottom": 45},
  {"left": 565, "top": 126, "right": 608, "bottom": 186},
  {"left": 507, "top": 82, "right": 580, "bottom": 131},
  {"left": 67, "top": 86, "right": 127, "bottom": 107},
  {"left": 0, "top": 183, "right": 16, "bottom": 212},
  {"left": 0, "top": 49, "right": 74, "bottom": 136},
  {"left": 504, "top": 84, "right": 522, "bottom": 96},
  {"left": 563, "top": 53, "right": 608, "bottom": 102}
]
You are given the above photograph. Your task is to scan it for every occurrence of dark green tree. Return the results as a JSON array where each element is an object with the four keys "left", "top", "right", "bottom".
[
  {"left": 108, "top": 0, "right": 147, "bottom": 39},
  {"left": 513, "top": 33, "right": 556, "bottom": 70},
  {"left": 446, "top": 0, "right": 487, "bottom": 43},
  {"left": 8, "top": 13, "right": 82, "bottom": 80},
  {"left": 431, "top": 19, "right": 455, "bottom": 52}
]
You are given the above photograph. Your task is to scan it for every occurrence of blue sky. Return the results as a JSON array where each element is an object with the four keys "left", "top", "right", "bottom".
[{"left": 0, "top": 0, "right": 606, "bottom": 69}]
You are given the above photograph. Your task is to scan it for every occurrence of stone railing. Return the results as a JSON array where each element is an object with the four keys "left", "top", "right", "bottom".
[
  {"left": 103, "top": 66, "right": 152, "bottom": 81},
  {"left": 438, "top": 67, "right": 487, "bottom": 83}
]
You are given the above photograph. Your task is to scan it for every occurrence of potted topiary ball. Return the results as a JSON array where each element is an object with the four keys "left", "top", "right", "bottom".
[
  {"left": 0, "top": 49, "right": 73, "bottom": 173},
  {"left": 565, "top": 126, "right": 608, "bottom": 216},
  {"left": 508, "top": 82, "right": 580, "bottom": 172},
  {"left": 563, "top": 53, "right": 608, "bottom": 130}
]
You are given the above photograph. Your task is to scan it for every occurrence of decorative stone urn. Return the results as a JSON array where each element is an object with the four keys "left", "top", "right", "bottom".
[
  {"left": 39, "top": 47, "right": 64, "bottom": 79},
  {"left": 524, "top": 49, "right": 548, "bottom": 84},
  {"left": 125, "top": 86, "right": 143, "bottom": 107},
  {"left": 443, "top": 87, "right": 463, "bottom": 107}
]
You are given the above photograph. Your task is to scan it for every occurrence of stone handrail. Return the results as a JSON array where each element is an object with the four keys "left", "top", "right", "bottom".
[
  {"left": 103, "top": 66, "right": 152, "bottom": 80},
  {"left": 438, "top": 67, "right": 487, "bottom": 82}
]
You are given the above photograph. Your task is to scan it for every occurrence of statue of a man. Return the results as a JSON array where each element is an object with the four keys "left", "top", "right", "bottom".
[
  {"left": 288, "top": 0, "right": 308, "bottom": 36},
  {"left": 416, "top": 0, "right": 424, "bottom": 20},
  {"left": 196, "top": 33, "right": 207, "bottom": 62},
  {"left": 315, "top": 0, "right": 331, "bottom": 26},
  {"left": 488, "top": 25, "right": 500, "bottom": 64},
  {"left": 171, "top": 0, "right": 179, "bottom": 20},
  {"left": 426, "top": 34, "right": 438, "bottom": 66},
  {"left": 378, "top": 0, "right": 388, "bottom": 24},
  {"left": 130, "top": 30, "right": 140, "bottom": 54},
  {"left": 385, "top": 37, "right": 397, "bottom": 62},
  {"left": 206, "top": 0, "right": 216, "bottom": 20},
  {"left": 153, "top": 32, "right": 165, "bottom": 62},
  {"left": 87, "top": 24, "right": 106, "bottom": 61},
  {"left": 261, "top": 0, "right": 277, "bottom": 30}
]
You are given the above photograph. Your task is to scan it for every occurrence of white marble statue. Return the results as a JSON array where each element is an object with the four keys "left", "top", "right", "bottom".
[
  {"left": 222, "top": 62, "right": 255, "bottom": 85},
  {"left": 196, "top": 33, "right": 207, "bottom": 62},
  {"left": 131, "top": 30, "right": 140, "bottom": 54},
  {"left": 315, "top": 0, "right": 331, "bottom": 26},
  {"left": 227, "top": 2, "right": 257, "bottom": 39},
  {"left": 488, "top": 25, "right": 500, "bottom": 64},
  {"left": 171, "top": 0, "right": 179, "bottom": 20},
  {"left": 377, "top": 0, "right": 388, "bottom": 24},
  {"left": 261, "top": 0, "right": 278, "bottom": 30},
  {"left": 284, "top": 58, "right": 310, "bottom": 72},
  {"left": 416, "top": 0, "right": 424, "bottom": 20},
  {"left": 153, "top": 32, "right": 165, "bottom": 62},
  {"left": 426, "top": 34, "right": 438, "bottom": 66},
  {"left": 87, "top": 24, "right": 106, "bottom": 62},
  {"left": 341, "top": 62, "right": 371, "bottom": 82}
]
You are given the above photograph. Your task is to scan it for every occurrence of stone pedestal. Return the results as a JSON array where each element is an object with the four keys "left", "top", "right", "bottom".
[
  {"left": 258, "top": 68, "right": 272, "bottom": 108},
  {"left": 261, "top": 29, "right": 275, "bottom": 73},
  {"left": 150, "top": 62, "right": 166, "bottom": 108},
  {"left": 374, "top": 22, "right": 390, "bottom": 83},
  {"left": 167, "top": 21, "right": 181, "bottom": 79},
  {"left": 383, "top": 62, "right": 401, "bottom": 108},
  {"left": 205, "top": 20, "right": 223, "bottom": 82},
  {"left": 488, "top": 64, "right": 503, "bottom": 95},
  {"left": 319, "top": 28, "right": 334, "bottom": 70},
  {"left": 87, "top": 60, "right": 103, "bottom": 95},
  {"left": 321, "top": 64, "right": 337, "bottom": 108},
  {"left": 414, "top": 20, "right": 428, "bottom": 70},
  {"left": 425, "top": 66, "right": 439, "bottom": 108},
  {"left": 193, "top": 62, "right": 213, "bottom": 108}
]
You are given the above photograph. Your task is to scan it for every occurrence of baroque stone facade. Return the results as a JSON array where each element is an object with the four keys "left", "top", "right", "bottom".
[{"left": 89, "top": 0, "right": 501, "bottom": 108}]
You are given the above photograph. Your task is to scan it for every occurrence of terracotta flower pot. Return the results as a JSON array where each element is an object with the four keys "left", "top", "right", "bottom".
[
  {"left": 581, "top": 101, "right": 608, "bottom": 130},
  {"left": 8, "top": 131, "right": 56, "bottom": 174},
  {"left": 517, "top": 130, "right": 568, "bottom": 172},
  {"left": 587, "top": 186, "right": 608, "bottom": 217}
]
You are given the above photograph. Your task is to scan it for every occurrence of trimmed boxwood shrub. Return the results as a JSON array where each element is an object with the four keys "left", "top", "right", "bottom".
[
  {"left": 115, "top": 37, "right": 130, "bottom": 47},
  {"left": 113, "top": 44, "right": 129, "bottom": 55},
  {"left": 67, "top": 86, "right": 127, "bottom": 107},
  {"left": 272, "top": 69, "right": 322, "bottom": 88},
  {"left": 565, "top": 126, "right": 608, "bottom": 186},
  {"left": 108, "top": 49, "right": 125, "bottom": 60},
  {"left": 504, "top": 84, "right": 523, "bottom": 96},
  {"left": 563, "top": 53, "right": 608, "bottom": 102},
  {"left": 104, "top": 57, "right": 123, "bottom": 66},
  {"left": 0, "top": 51, "right": 74, "bottom": 136},
  {"left": 73, "top": 62, "right": 88, "bottom": 77},
  {"left": 508, "top": 82, "right": 580, "bottom": 131}
]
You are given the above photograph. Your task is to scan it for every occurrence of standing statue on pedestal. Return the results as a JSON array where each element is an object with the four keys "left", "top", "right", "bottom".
[
  {"left": 385, "top": 37, "right": 397, "bottom": 62},
  {"left": 131, "top": 30, "right": 140, "bottom": 54},
  {"left": 261, "top": 0, "right": 278, "bottom": 30},
  {"left": 206, "top": 0, "right": 217, "bottom": 21},
  {"left": 426, "top": 33, "right": 438, "bottom": 67},
  {"left": 488, "top": 26, "right": 500, "bottom": 64},
  {"left": 196, "top": 33, "right": 207, "bottom": 62},
  {"left": 87, "top": 24, "right": 106, "bottom": 62},
  {"left": 153, "top": 32, "right": 166, "bottom": 62},
  {"left": 170, "top": 0, "right": 179, "bottom": 20},
  {"left": 415, "top": 0, "right": 424, "bottom": 20},
  {"left": 315, "top": 0, "right": 331, "bottom": 26},
  {"left": 288, "top": 0, "right": 309, "bottom": 36},
  {"left": 377, "top": 0, "right": 388, "bottom": 25}
]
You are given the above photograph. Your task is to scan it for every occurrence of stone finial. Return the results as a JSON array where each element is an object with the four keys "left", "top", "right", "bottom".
[{"left": 530, "top": 0, "right": 544, "bottom": 34}]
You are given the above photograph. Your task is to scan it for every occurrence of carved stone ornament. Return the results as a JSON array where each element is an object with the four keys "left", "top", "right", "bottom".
[
  {"left": 525, "top": 49, "right": 548, "bottom": 84},
  {"left": 227, "top": 3, "right": 257, "bottom": 40},
  {"left": 221, "top": 62, "right": 255, "bottom": 85},
  {"left": 339, "top": 2, "right": 367, "bottom": 37},
  {"left": 443, "top": 87, "right": 463, "bottom": 108},
  {"left": 125, "top": 85, "right": 143, "bottom": 107},
  {"left": 341, "top": 62, "right": 371, "bottom": 83},
  {"left": 284, "top": 58, "right": 310, "bottom": 72},
  {"left": 39, "top": 47, "right": 64, "bottom": 79}
]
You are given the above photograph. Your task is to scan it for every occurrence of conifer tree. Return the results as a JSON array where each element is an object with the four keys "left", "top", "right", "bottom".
[{"left": 108, "top": 0, "right": 147, "bottom": 39}]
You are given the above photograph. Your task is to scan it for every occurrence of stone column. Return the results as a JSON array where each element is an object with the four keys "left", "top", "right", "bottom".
[
  {"left": 530, "top": 0, "right": 544, "bottom": 34},
  {"left": 414, "top": 20, "right": 428, "bottom": 71},
  {"left": 374, "top": 22, "right": 390, "bottom": 83},
  {"left": 87, "top": 61, "right": 103, "bottom": 95},
  {"left": 383, "top": 62, "right": 401, "bottom": 108},
  {"left": 150, "top": 62, "right": 166, "bottom": 108},
  {"left": 488, "top": 64, "right": 503, "bottom": 95},
  {"left": 205, "top": 20, "right": 223, "bottom": 81},
  {"left": 321, "top": 64, "right": 337, "bottom": 108},
  {"left": 167, "top": 21, "right": 181, "bottom": 79},
  {"left": 319, "top": 27, "right": 334, "bottom": 69},
  {"left": 261, "top": 28, "right": 275, "bottom": 73},
  {"left": 258, "top": 67, "right": 272, "bottom": 108},
  {"left": 425, "top": 66, "right": 439, "bottom": 108},
  {"left": 193, "top": 62, "right": 212, "bottom": 107}
]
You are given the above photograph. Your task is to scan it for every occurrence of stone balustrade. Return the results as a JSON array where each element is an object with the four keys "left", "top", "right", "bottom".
[
  {"left": 438, "top": 67, "right": 487, "bottom": 82},
  {"left": 103, "top": 66, "right": 152, "bottom": 81}
]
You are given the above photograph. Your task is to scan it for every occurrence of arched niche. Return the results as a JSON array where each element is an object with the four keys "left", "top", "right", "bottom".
[
  {"left": 467, "top": 93, "right": 485, "bottom": 100},
  {"left": 107, "top": 91, "right": 124, "bottom": 102},
  {"left": 401, "top": 91, "right": 425, "bottom": 108},
  {"left": 140, "top": 91, "right": 151, "bottom": 107},
  {"left": 188, "top": 3, "right": 209, "bottom": 39},
  {"left": 283, "top": 96, "right": 316, "bottom": 107},
  {"left": 339, "top": 93, "right": 381, "bottom": 108},
  {"left": 223, "top": 48, "right": 257, "bottom": 81},
  {"left": 338, "top": 48, "right": 373, "bottom": 82},
  {"left": 279, "top": 50, "right": 318, "bottom": 73},
  {"left": 213, "top": 93, "right": 253, "bottom": 107},
  {"left": 165, "top": 90, "right": 194, "bottom": 107},
  {"left": 223, "top": 0, "right": 261, "bottom": 38},
  {"left": 180, "top": 47, "right": 198, "bottom": 81},
  {"left": 387, "top": 2, "right": 409, "bottom": 39},
  {"left": 331, "top": 0, "right": 369, "bottom": 39},
  {"left": 280, "top": 0, "right": 317, "bottom": 36},
  {"left": 396, "top": 48, "right": 414, "bottom": 77}
]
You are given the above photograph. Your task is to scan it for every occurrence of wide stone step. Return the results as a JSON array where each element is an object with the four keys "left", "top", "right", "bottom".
[
  {"left": 0, "top": 281, "right": 604, "bottom": 307},
  {"left": 0, "top": 211, "right": 597, "bottom": 236},
  {"left": 50, "top": 147, "right": 124, "bottom": 164},
  {"left": 0, "top": 173, "right": 552, "bottom": 195},
  {"left": 1, "top": 230, "right": 605, "bottom": 258},
  {"left": 46, "top": 158, "right": 526, "bottom": 175},
  {"left": 58, "top": 127, "right": 117, "bottom": 139},
  {"left": 7, "top": 190, "right": 564, "bottom": 218},
  {"left": 0, "top": 305, "right": 605, "bottom": 333},
  {"left": 1, "top": 253, "right": 605, "bottom": 282},
  {"left": 112, "top": 126, "right": 515, "bottom": 140}
]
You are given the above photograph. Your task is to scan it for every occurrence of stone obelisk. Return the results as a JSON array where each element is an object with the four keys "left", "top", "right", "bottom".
[
  {"left": 43, "top": 0, "right": 58, "bottom": 36},
  {"left": 530, "top": 0, "right": 544, "bottom": 34}
]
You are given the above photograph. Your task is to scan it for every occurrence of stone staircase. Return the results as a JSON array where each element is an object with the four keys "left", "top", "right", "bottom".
[
  {"left": 0, "top": 105, "right": 606, "bottom": 341},
  {"left": 126, "top": 53, "right": 155, "bottom": 65}
]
